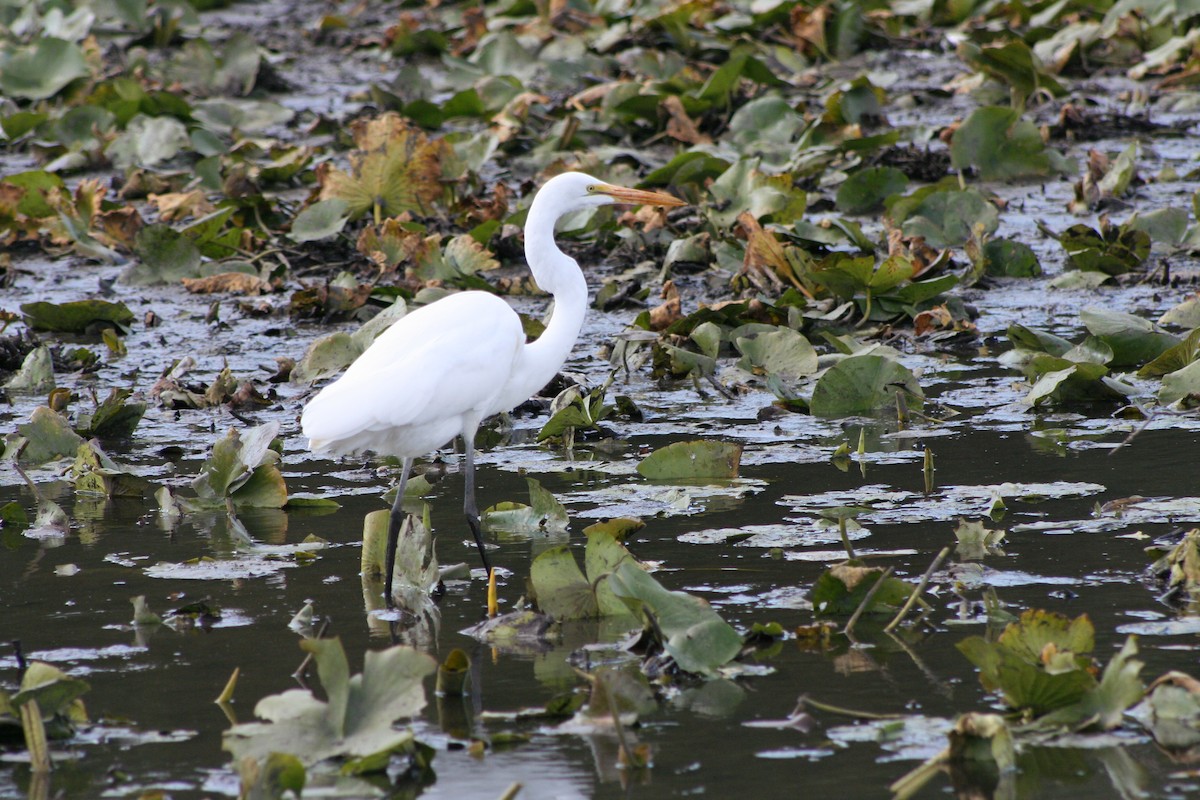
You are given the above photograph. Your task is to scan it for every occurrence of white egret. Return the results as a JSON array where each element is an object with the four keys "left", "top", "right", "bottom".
[{"left": 301, "top": 172, "right": 685, "bottom": 606}]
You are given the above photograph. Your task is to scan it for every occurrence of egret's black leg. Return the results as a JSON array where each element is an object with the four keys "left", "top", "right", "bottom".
[
  {"left": 461, "top": 425, "right": 493, "bottom": 576},
  {"left": 384, "top": 457, "right": 414, "bottom": 609}
]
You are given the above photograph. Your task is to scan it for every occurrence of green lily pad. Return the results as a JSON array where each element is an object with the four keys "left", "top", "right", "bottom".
[
  {"left": 13, "top": 407, "right": 85, "bottom": 465},
  {"left": 636, "top": 440, "right": 743, "bottom": 480},
  {"left": 0, "top": 38, "right": 91, "bottom": 101},
  {"left": 810, "top": 354, "right": 923, "bottom": 418},
  {"left": 1025, "top": 357, "right": 1118, "bottom": 406},
  {"left": 1007, "top": 324, "right": 1073, "bottom": 357},
  {"left": 1040, "top": 636, "right": 1144, "bottom": 731},
  {"left": 1129, "top": 207, "right": 1190, "bottom": 249},
  {"left": 1160, "top": 360, "right": 1200, "bottom": 406},
  {"left": 950, "top": 106, "right": 1073, "bottom": 181},
  {"left": 836, "top": 166, "right": 908, "bottom": 215},
  {"left": 901, "top": 189, "right": 999, "bottom": 249},
  {"left": 982, "top": 238, "right": 1041, "bottom": 277},
  {"left": 72, "top": 441, "right": 152, "bottom": 498},
  {"left": 958, "top": 40, "right": 1063, "bottom": 105},
  {"left": 74, "top": 388, "right": 146, "bottom": 438},
  {"left": 1160, "top": 297, "right": 1200, "bottom": 329},
  {"left": 21, "top": 300, "right": 134, "bottom": 334},
  {"left": 1140, "top": 329, "right": 1200, "bottom": 378},
  {"left": 1059, "top": 221, "right": 1150, "bottom": 275},
  {"left": 11, "top": 662, "right": 90, "bottom": 719},
  {"left": 812, "top": 562, "right": 913, "bottom": 616},
  {"left": 530, "top": 545, "right": 596, "bottom": 621},
  {"left": 125, "top": 224, "right": 204, "bottom": 285},
  {"left": 529, "top": 529, "right": 639, "bottom": 622},
  {"left": 537, "top": 384, "right": 613, "bottom": 442},
  {"left": 191, "top": 422, "right": 287, "bottom": 508},
  {"left": 5, "top": 346, "right": 54, "bottom": 392},
  {"left": 957, "top": 610, "right": 1097, "bottom": 716},
  {"left": 483, "top": 477, "right": 569, "bottom": 535},
  {"left": 734, "top": 326, "right": 818, "bottom": 382},
  {"left": 608, "top": 560, "right": 742, "bottom": 676},
  {"left": 1080, "top": 307, "right": 1179, "bottom": 367},
  {"left": 289, "top": 199, "right": 350, "bottom": 243},
  {"left": 105, "top": 115, "right": 190, "bottom": 169},
  {"left": 223, "top": 637, "right": 436, "bottom": 765}
]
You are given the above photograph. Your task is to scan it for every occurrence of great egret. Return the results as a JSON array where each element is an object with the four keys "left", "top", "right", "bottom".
[{"left": 301, "top": 172, "right": 685, "bottom": 606}]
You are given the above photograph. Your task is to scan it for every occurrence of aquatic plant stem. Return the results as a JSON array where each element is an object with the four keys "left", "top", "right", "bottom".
[
  {"left": 844, "top": 566, "right": 893, "bottom": 638},
  {"left": 799, "top": 695, "right": 908, "bottom": 721},
  {"left": 885, "top": 547, "right": 950, "bottom": 633}
]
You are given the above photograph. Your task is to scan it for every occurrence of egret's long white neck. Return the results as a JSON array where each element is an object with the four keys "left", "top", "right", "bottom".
[{"left": 510, "top": 196, "right": 590, "bottom": 400}]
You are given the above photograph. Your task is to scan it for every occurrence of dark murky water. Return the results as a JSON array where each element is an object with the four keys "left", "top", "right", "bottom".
[{"left": 4, "top": 397, "right": 1200, "bottom": 797}]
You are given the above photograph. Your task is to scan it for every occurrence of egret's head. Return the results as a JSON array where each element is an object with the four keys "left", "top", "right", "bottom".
[{"left": 539, "top": 171, "right": 686, "bottom": 214}]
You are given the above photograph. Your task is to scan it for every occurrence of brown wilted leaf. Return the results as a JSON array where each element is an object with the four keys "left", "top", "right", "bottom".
[
  {"left": 789, "top": 4, "right": 829, "bottom": 56},
  {"left": 96, "top": 206, "right": 143, "bottom": 249},
  {"left": 182, "top": 273, "right": 274, "bottom": 295},
  {"left": 829, "top": 563, "right": 877, "bottom": 592},
  {"left": 736, "top": 212, "right": 811, "bottom": 297},
  {"left": 355, "top": 217, "right": 428, "bottom": 273},
  {"left": 567, "top": 81, "right": 620, "bottom": 111},
  {"left": 318, "top": 113, "right": 452, "bottom": 222},
  {"left": 230, "top": 380, "right": 272, "bottom": 408},
  {"left": 459, "top": 182, "right": 511, "bottom": 226},
  {"left": 149, "top": 190, "right": 215, "bottom": 222},
  {"left": 662, "top": 95, "right": 710, "bottom": 145},
  {"left": 619, "top": 203, "right": 671, "bottom": 233},
  {"left": 648, "top": 280, "right": 682, "bottom": 331},
  {"left": 288, "top": 282, "right": 373, "bottom": 320}
]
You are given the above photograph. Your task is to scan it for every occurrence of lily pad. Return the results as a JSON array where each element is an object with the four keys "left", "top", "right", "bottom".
[
  {"left": 981, "top": 238, "right": 1041, "bottom": 277},
  {"left": 901, "top": 190, "right": 999, "bottom": 249},
  {"left": 125, "top": 224, "right": 204, "bottom": 285},
  {"left": 810, "top": 355, "right": 923, "bottom": 418},
  {"left": 1059, "top": 220, "right": 1150, "bottom": 276},
  {"left": 289, "top": 199, "right": 350, "bottom": 243},
  {"left": 0, "top": 37, "right": 90, "bottom": 101},
  {"left": 950, "top": 106, "right": 1073, "bottom": 181},
  {"left": 636, "top": 440, "right": 743, "bottom": 480},
  {"left": 223, "top": 637, "right": 436, "bottom": 765},
  {"left": 835, "top": 166, "right": 908, "bottom": 215},
  {"left": 483, "top": 477, "right": 569, "bottom": 535},
  {"left": 5, "top": 346, "right": 55, "bottom": 392},
  {"left": 12, "top": 407, "right": 85, "bottom": 465},
  {"left": 608, "top": 560, "right": 743, "bottom": 676},
  {"left": 191, "top": 422, "right": 287, "bottom": 508},
  {"left": 528, "top": 529, "right": 639, "bottom": 622},
  {"left": 957, "top": 610, "right": 1097, "bottom": 717},
  {"left": 318, "top": 113, "right": 451, "bottom": 221},
  {"left": 21, "top": 300, "right": 134, "bottom": 334},
  {"left": 74, "top": 388, "right": 146, "bottom": 438},
  {"left": 734, "top": 327, "right": 818, "bottom": 382},
  {"left": 1080, "top": 307, "right": 1178, "bottom": 367},
  {"left": 811, "top": 562, "right": 913, "bottom": 616},
  {"left": 1160, "top": 359, "right": 1200, "bottom": 406}
]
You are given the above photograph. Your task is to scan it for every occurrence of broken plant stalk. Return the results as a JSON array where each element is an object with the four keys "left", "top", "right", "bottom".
[
  {"left": 844, "top": 566, "right": 894, "bottom": 638},
  {"left": 885, "top": 547, "right": 950, "bottom": 633}
]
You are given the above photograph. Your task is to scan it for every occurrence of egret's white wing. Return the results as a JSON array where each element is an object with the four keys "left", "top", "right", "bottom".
[{"left": 301, "top": 292, "right": 524, "bottom": 455}]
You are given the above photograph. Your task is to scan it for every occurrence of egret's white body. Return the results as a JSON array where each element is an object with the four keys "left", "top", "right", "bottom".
[{"left": 300, "top": 172, "right": 684, "bottom": 605}]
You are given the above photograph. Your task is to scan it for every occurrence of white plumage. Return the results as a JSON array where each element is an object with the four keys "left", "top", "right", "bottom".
[{"left": 300, "top": 171, "right": 685, "bottom": 606}]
